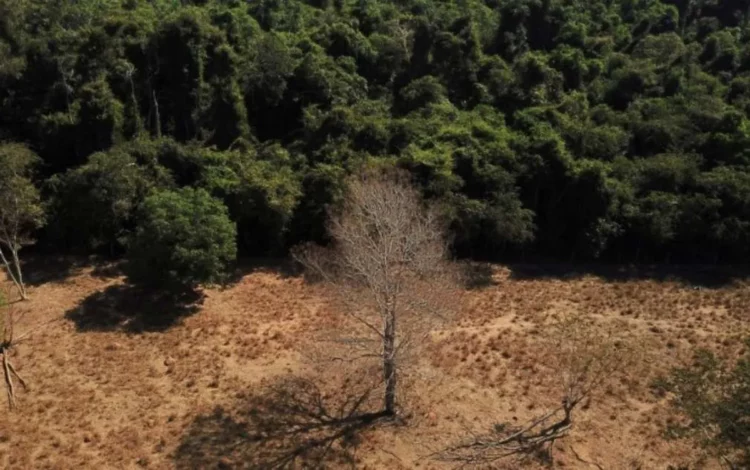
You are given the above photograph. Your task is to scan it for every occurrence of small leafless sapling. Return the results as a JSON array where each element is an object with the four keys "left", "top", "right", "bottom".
[
  {"left": 0, "top": 291, "right": 31, "bottom": 409},
  {"left": 294, "top": 168, "right": 459, "bottom": 418},
  {"left": 433, "top": 314, "right": 633, "bottom": 467}
]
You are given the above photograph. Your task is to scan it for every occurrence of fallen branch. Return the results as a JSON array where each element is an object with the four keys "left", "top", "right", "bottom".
[
  {"left": 1, "top": 294, "right": 37, "bottom": 409},
  {"left": 2, "top": 350, "right": 16, "bottom": 409},
  {"left": 7, "top": 360, "right": 27, "bottom": 391},
  {"left": 570, "top": 444, "right": 605, "bottom": 470},
  {"left": 431, "top": 401, "right": 576, "bottom": 466},
  {"left": 431, "top": 314, "right": 635, "bottom": 468}
]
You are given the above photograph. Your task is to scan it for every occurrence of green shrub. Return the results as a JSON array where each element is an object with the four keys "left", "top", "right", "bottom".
[
  {"left": 126, "top": 188, "right": 237, "bottom": 289},
  {"left": 654, "top": 341, "right": 750, "bottom": 468},
  {"left": 45, "top": 149, "right": 167, "bottom": 253}
]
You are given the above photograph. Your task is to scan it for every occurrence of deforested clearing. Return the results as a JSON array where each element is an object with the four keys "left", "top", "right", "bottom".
[{"left": 1, "top": 261, "right": 746, "bottom": 469}]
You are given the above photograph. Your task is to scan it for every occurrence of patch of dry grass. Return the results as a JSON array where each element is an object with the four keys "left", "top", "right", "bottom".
[{"left": 0, "top": 261, "right": 747, "bottom": 469}]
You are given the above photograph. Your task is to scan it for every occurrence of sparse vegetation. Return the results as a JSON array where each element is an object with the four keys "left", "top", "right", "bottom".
[
  {"left": 433, "top": 314, "right": 634, "bottom": 467},
  {"left": 1, "top": 261, "right": 748, "bottom": 468},
  {"left": 653, "top": 341, "right": 750, "bottom": 469}
]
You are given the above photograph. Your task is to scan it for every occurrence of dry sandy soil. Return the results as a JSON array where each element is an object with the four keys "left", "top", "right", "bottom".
[{"left": 0, "top": 258, "right": 748, "bottom": 469}]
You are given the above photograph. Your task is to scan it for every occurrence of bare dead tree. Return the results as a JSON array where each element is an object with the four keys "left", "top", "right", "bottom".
[
  {"left": 294, "top": 168, "right": 459, "bottom": 417},
  {"left": 432, "top": 314, "right": 633, "bottom": 468}
]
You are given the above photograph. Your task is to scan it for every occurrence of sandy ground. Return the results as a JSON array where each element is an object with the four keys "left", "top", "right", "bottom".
[{"left": 0, "top": 259, "right": 748, "bottom": 469}]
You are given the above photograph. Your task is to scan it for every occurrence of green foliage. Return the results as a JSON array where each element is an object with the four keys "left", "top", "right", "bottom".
[
  {"left": 0, "top": 142, "right": 44, "bottom": 299},
  {"left": 197, "top": 144, "right": 302, "bottom": 254},
  {"left": 45, "top": 145, "right": 170, "bottom": 253},
  {"left": 0, "top": 143, "right": 45, "bottom": 248},
  {"left": 653, "top": 342, "right": 750, "bottom": 468},
  {"left": 0, "top": 0, "right": 749, "bottom": 263},
  {"left": 126, "top": 187, "right": 237, "bottom": 289}
]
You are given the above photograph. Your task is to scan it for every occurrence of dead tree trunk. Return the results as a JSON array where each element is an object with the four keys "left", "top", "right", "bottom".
[{"left": 383, "top": 311, "right": 397, "bottom": 415}]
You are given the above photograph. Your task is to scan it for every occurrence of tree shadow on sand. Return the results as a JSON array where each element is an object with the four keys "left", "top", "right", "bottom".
[
  {"left": 65, "top": 284, "right": 204, "bottom": 333},
  {"left": 174, "top": 376, "right": 391, "bottom": 470}
]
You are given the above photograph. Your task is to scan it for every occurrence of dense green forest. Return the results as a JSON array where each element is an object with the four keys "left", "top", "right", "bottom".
[{"left": 2, "top": 0, "right": 750, "bottom": 263}]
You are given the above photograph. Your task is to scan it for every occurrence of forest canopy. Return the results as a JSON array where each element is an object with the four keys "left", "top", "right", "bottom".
[{"left": 2, "top": 0, "right": 750, "bottom": 263}]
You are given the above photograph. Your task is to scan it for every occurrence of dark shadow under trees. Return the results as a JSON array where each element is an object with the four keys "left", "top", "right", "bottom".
[
  {"left": 461, "top": 262, "right": 498, "bottom": 290},
  {"left": 21, "top": 254, "right": 122, "bottom": 287},
  {"left": 21, "top": 255, "right": 85, "bottom": 287},
  {"left": 174, "top": 376, "right": 391, "bottom": 470},
  {"left": 507, "top": 263, "right": 750, "bottom": 289},
  {"left": 225, "top": 257, "right": 301, "bottom": 285},
  {"left": 64, "top": 284, "right": 203, "bottom": 333}
]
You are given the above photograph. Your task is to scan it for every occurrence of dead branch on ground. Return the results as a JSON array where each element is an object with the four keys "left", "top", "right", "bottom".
[
  {"left": 431, "top": 314, "right": 634, "bottom": 468},
  {"left": 1, "top": 289, "right": 36, "bottom": 409}
]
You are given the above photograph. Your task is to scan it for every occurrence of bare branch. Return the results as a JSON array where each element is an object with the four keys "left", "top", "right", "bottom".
[{"left": 0, "top": 288, "right": 41, "bottom": 409}]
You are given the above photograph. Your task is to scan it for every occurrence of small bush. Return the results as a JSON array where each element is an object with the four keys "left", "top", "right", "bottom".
[{"left": 125, "top": 188, "right": 237, "bottom": 289}]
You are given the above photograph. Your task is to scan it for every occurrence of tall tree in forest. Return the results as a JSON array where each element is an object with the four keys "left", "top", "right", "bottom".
[{"left": 0, "top": 144, "right": 44, "bottom": 300}]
